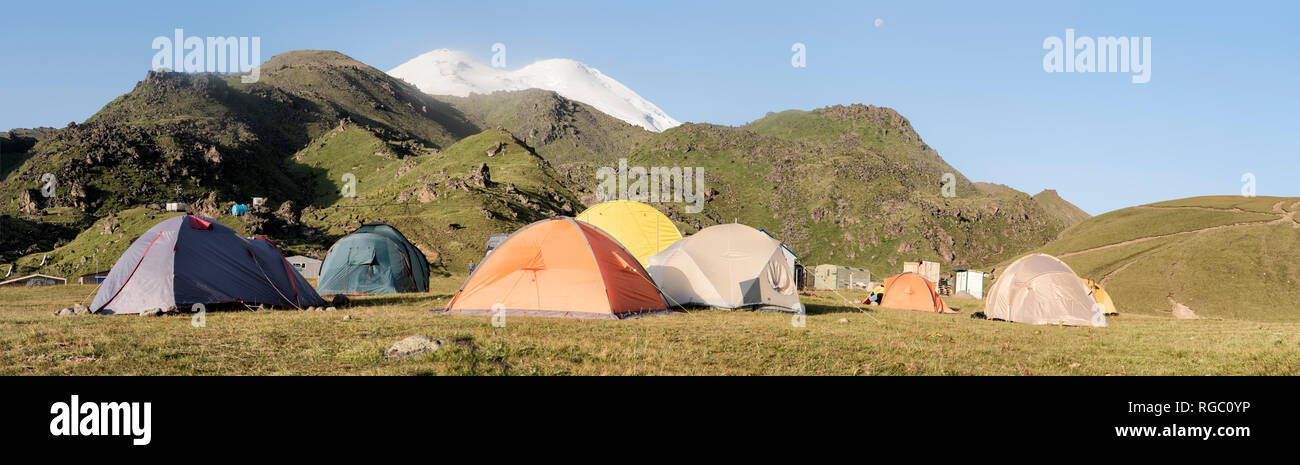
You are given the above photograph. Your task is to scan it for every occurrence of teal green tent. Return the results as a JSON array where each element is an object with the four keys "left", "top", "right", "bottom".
[{"left": 318, "top": 223, "right": 430, "bottom": 295}]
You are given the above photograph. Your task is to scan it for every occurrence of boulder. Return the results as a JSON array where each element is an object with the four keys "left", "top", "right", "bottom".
[{"left": 384, "top": 336, "right": 444, "bottom": 359}]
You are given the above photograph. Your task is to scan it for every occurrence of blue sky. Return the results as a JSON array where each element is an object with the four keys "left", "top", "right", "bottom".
[{"left": 2, "top": 0, "right": 1296, "bottom": 214}]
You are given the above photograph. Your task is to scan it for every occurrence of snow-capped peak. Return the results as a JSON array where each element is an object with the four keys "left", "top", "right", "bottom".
[{"left": 388, "top": 49, "right": 681, "bottom": 132}]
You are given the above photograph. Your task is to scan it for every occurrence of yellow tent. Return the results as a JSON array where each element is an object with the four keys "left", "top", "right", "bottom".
[
  {"left": 1083, "top": 278, "right": 1119, "bottom": 315},
  {"left": 576, "top": 200, "right": 683, "bottom": 265}
]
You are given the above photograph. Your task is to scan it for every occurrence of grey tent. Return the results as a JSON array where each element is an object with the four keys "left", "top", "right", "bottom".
[{"left": 91, "top": 215, "right": 323, "bottom": 314}]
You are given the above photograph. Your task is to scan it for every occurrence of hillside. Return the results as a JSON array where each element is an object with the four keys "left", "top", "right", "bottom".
[
  {"left": 291, "top": 128, "right": 583, "bottom": 273},
  {"left": 1025, "top": 196, "right": 1300, "bottom": 322},
  {"left": 1033, "top": 189, "right": 1090, "bottom": 229},
  {"left": 434, "top": 89, "right": 652, "bottom": 170},
  {"left": 0, "top": 50, "right": 480, "bottom": 222},
  {"left": 615, "top": 106, "right": 1076, "bottom": 271}
]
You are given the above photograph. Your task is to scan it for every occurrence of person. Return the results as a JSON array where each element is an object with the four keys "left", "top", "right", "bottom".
[{"left": 868, "top": 283, "right": 886, "bottom": 305}]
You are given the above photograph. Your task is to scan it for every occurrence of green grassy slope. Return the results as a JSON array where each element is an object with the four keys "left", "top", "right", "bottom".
[
  {"left": 622, "top": 109, "right": 1070, "bottom": 272},
  {"left": 0, "top": 50, "right": 481, "bottom": 239},
  {"left": 1025, "top": 196, "right": 1300, "bottom": 322},
  {"left": 293, "top": 128, "right": 583, "bottom": 273},
  {"left": 1033, "top": 189, "right": 1090, "bottom": 229},
  {"left": 5, "top": 207, "right": 251, "bottom": 279},
  {"left": 433, "top": 89, "right": 652, "bottom": 170}
]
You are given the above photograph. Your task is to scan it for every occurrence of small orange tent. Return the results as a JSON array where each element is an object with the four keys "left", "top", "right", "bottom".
[
  {"left": 873, "top": 272, "right": 955, "bottom": 313},
  {"left": 443, "top": 217, "right": 669, "bottom": 319}
]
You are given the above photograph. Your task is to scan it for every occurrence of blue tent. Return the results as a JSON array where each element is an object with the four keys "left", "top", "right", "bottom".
[
  {"left": 317, "top": 223, "right": 430, "bottom": 295},
  {"left": 91, "top": 215, "right": 323, "bottom": 314}
]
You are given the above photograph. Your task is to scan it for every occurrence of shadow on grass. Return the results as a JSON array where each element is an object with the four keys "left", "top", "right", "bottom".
[
  {"left": 340, "top": 293, "right": 454, "bottom": 308},
  {"left": 802, "top": 301, "right": 871, "bottom": 316}
]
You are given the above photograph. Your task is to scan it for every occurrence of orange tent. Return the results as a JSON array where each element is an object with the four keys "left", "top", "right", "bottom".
[
  {"left": 872, "top": 272, "right": 955, "bottom": 313},
  {"left": 443, "top": 217, "right": 669, "bottom": 319}
]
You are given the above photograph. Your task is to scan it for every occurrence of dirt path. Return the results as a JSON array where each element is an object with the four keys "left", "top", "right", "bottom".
[
  {"left": 1062, "top": 201, "right": 1294, "bottom": 258},
  {"left": 1166, "top": 296, "right": 1201, "bottom": 319},
  {"left": 1138, "top": 205, "right": 1247, "bottom": 213},
  {"left": 1059, "top": 217, "right": 1277, "bottom": 258},
  {"left": 1099, "top": 260, "right": 1138, "bottom": 285},
  {"left": 1268, "top": 200, "right": 1300, "bottom": 229}
]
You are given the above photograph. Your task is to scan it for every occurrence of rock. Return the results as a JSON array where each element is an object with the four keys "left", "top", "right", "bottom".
[
  {"left": 331, "top": 295, "right": 349, "bottom": 308},
  {"left": 275, "top": 201, "right": 298, "bottom": 226},
  {"left": 204, "top": 145, "right": 222, "bottom": 163},
  {"left": 53, "top": 308, "right": 75, "bottom": 316},
  {"left": 141, "top": 308, "right": 163, "bottom": 317},
  {"left": 837, "top": 318, "right": 849, "bottom": 324},
  {"left": 343, "top": 315, "right": 354, "bottom": 321},
  {"left": 468, "top": 163, "right": 491, "bottom": 187},
  {"left": 384, "top": 336, "right": 444, "bottom": 359},
  {"left": 99, "top": 213, "right": 120, "bottom": 235},
  {"left": 17, "top": 188, "right": 44, "bottom": 215},
  {"left": 193, "top": 191, "right": 220, "bottom": 218}
]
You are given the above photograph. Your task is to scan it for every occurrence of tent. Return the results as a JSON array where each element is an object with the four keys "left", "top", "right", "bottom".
[
  {"left": 875, "top": 272, "right": 954, "bottom": 313},
  {"left": 984, "top": 254, "right": 1106, "bottom": 326},
  {"left": 442, "top": 217, "right": 668, "bottom": 319},
  {"left": 646, "top": 223, "right": 803, "bottom": 312},
  {"left": 575, "top": 200, "right": 682, "bottom": 265},
  {"left": 317, "top": 222, "right": 430, "bottom": 295},
  {"left": 759, "top": 228, "right": 800, "bottom": 290},
  {"left": 1083, "top": 278, "right": 1119, "bottom": 315},
  {"left": 91, "top": 215, "right": 323, "bottom": 314}
]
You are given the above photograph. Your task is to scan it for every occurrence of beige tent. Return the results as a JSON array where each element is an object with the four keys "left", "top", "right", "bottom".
[
  {"left": 646, "top": 223, "right": 802, "bottom": 312},
  {"left": 985, "top": 254, "right": 1106, "bottom": 327}
]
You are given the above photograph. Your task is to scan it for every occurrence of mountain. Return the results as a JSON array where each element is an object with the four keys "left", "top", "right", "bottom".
[
  {"left": 388, "top": 49, "right": 680, "bottom": 132},
  {"left": 0, "top": 51, "right": 579, "bottom": 275},
  {"left": 434, "top": 88, "right": 652, "bottom": 169},
  {"left": 1, "top": 49, "right": 1081, "bottom": 281},
  {"left": 1024, "top": 195, "right": 1300, "bottom": 322},
  {"left": 0, "top": 50, "right": 482, "bottom": 220},
  {"left": 1032, "top": 189, "right": 1090, "bottom": 229},
  {"left": 615, "top": 105, "right": 1075, "bottom": 271}
]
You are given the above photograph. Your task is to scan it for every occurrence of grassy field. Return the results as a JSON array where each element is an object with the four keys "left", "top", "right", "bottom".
[{"left": 2, "top": 280, "right": 1296, "bottom": 376}]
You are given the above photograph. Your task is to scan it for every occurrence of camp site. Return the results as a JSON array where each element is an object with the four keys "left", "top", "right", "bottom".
[
  {"left": 8, "top": 2, "right": 1300, "bottom": 454},
  {"left": 1, "top": 3, "right": 1296, "bottom": 382}
]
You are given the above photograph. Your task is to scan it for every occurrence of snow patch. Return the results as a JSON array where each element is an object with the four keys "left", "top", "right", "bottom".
[{"left": 388, "top": 49, "right": 680, "bottom": 132}]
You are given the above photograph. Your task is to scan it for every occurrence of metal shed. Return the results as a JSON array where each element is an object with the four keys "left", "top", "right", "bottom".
[{"left": 813, "top": 264, "right": 871, "bottom": 290}]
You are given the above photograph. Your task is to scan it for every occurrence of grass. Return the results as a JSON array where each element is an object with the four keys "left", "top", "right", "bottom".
[
  {"left": 2, "top": 281, "right": 1295, "bottom": 376},
  {"left": 1039, "top": 207, "right": 1276, "bottom": 256},
  {"left": 1029, "top": 196, "right": 1300, "bottom": 322}
]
